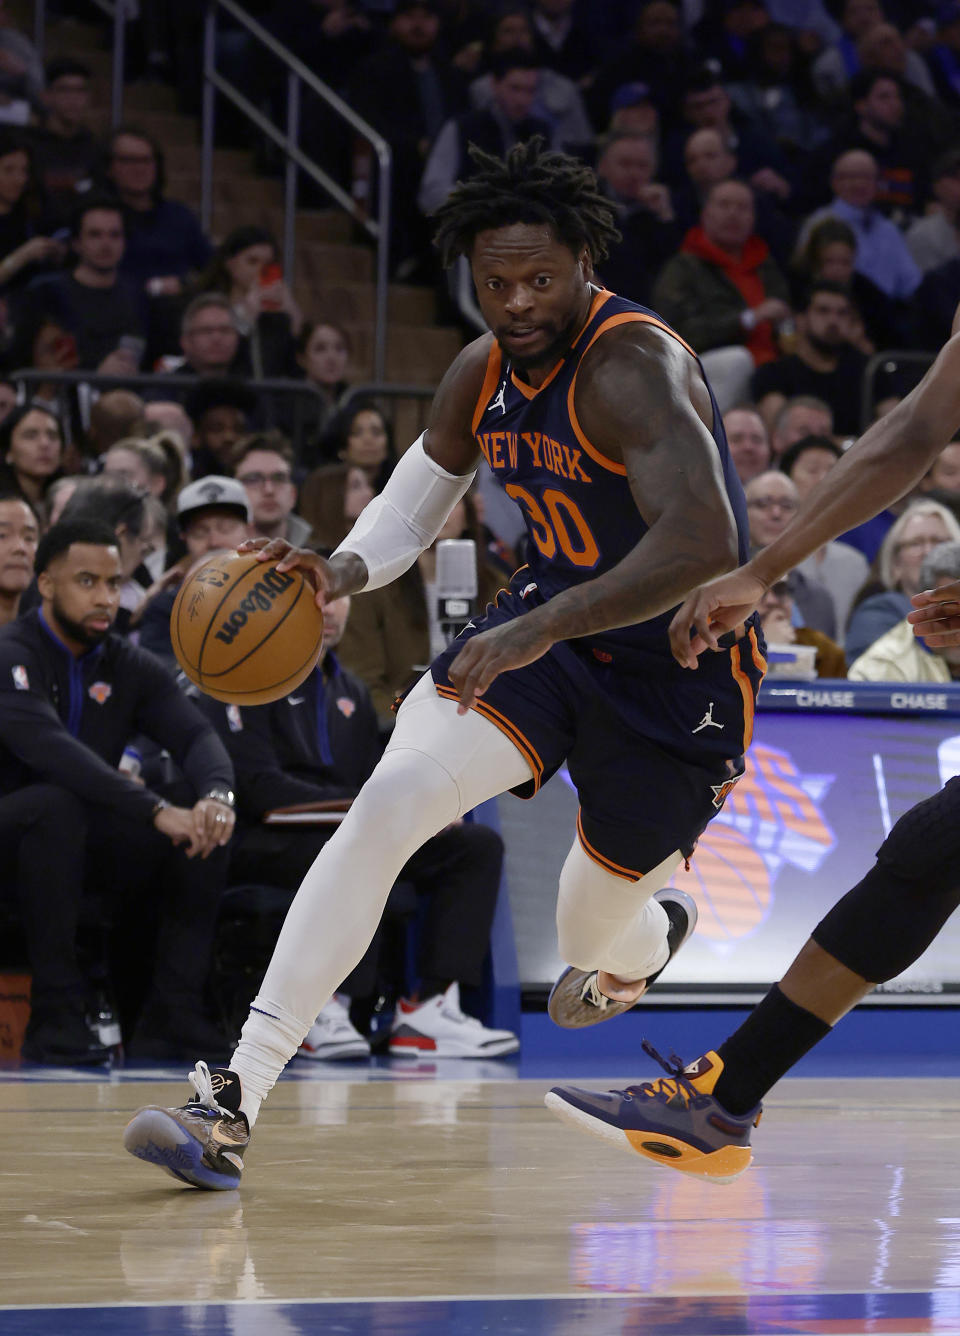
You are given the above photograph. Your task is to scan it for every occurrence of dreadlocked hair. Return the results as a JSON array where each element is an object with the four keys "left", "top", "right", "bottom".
[{"left": 431, "top": 137, "right": 621, "bottom": 268}]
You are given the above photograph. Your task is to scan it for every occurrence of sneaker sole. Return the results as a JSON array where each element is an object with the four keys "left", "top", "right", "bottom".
[
  {"left": 543, "top": 1091, "right": 751, "bottom": 1184},
  {"left": 122, "top": 1108, "right": 240, "bottom": 1191},
  {"left": 388, "top": 1035, "right": 520, "bottom": 1058}
]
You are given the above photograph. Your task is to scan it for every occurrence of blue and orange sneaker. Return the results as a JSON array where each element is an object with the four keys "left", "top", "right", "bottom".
[
  {"left": 544, "top": 1042, "right": 761, "bottom": 1184},
  {"left": 123, "top": 1061, "right": 249, "bottom": 1190}
]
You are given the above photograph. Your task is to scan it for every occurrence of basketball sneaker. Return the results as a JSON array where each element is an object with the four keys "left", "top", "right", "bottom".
[
  {"left": 389, "top": 982, "right": 520, "bottom": 1058},
  {"left": 544, "top": 1042, "right": 761, "bottom": 1184},
  {"left": 122, "top": 1061, "right": 250, "bottom": 1190},
  {"left": 547, "top": 887, "right": 698, "bottom": 1028},
  {"left": 298, "top": 995, "right": 371, "bottom": 1061}
]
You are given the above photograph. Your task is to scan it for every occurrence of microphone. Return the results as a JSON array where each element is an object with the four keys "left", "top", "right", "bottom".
[{"left": 435, "top": 538, "right": 478, "bottom": 644}]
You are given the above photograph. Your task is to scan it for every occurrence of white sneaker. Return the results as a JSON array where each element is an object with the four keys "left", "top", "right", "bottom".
[
  {"left": 388, "top": 982, "right": 519, "bottom": 1058},
  {"left": 298, "top": 995, "right": 371, "bottom": 1061}
]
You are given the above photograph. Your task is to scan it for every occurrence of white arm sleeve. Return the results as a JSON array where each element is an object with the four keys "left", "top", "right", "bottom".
[{"left": 333, "top": 434, "right": 477, "bottom": 591}]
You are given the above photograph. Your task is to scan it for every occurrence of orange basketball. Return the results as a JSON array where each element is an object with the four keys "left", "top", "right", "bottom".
[{"left": 170, "top": 550, "right": 324, "bottom": 704}]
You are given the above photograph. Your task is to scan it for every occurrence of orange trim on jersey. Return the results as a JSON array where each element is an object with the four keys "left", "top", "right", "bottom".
[
  {"left": 472, "top": 341, "right": 504, "bottom": 435},
  {"left": 434, "top": 684, "right": 543, "bottom": 791},
  {"left": 748, "top": 625, "right": 767, "bottom": 678},
  {"left": 567, "top": 312, "right": 700, "bottom": 476},
  {"left": 730, "top": 640, "right": 757, "bottom": 752},
  {"left": 508, "top": 288, "right": 613, "bottom": 400},
  {"left": 576, "top": 808, "right": 643, "bottom": 881}
]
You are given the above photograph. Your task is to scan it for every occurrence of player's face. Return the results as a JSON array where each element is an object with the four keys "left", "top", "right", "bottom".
[
  {"left": 472, "top": 224, "right": 593, "bottom": 375},
  {"left": 0, "top": 498, "right": 37, "bottom": 597},
  {"left": 39, "top": 543, "right": 122, "bottom": 648}
]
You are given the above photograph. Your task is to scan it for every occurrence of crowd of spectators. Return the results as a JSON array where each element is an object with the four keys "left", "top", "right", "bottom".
[{"left": 7, "top": 0, "right": 960, "bottom": 1067}]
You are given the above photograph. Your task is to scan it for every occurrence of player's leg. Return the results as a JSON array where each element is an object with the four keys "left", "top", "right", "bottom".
[
  {"left": 546, "top": 776, "right": 960, "bottom": 1181},
  {"left": 123, "top": 674, "right": 533, "bottom": 1188}
]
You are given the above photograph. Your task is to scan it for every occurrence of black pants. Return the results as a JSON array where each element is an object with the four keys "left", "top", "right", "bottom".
[
  {"left": 0, "top": 783, "right": 228, "bottom": 1014},
  {"left": 230, "top": 819, "right": 505, "bottom": 999}
]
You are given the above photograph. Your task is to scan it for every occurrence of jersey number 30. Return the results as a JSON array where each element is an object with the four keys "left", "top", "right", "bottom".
[{"left": 505, "top": 484, "right": 600, "bottom": 568}]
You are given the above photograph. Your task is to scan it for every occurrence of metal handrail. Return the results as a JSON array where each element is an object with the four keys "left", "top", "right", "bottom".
[
  {"left": 33, "top": 0, "right": 126, "bottom": 128},
  {"left": 200, "top": 0, "right": 392, "bottom": 384}
]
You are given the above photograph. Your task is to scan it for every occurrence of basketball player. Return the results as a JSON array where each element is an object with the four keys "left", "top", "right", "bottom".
[
  {"left": 123, "top": 139, "right": 765, "bottom": 1189},
  {"left": 546, "top": 306, "right": 960, "bottom": 1183}
]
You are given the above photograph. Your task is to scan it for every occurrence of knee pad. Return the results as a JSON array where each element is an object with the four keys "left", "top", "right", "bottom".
[{"left": 875, "top": 777, "right": 960, "bottom": 886}]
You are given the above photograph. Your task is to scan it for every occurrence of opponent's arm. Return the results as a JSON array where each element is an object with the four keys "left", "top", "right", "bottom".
[{"left": 245, "top": 339, "right": 489, "bottom": 602}]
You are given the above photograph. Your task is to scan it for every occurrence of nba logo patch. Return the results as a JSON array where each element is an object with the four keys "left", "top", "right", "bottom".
[
  {"left": 336, "top": 696, "right": 356, "bottom": 718},
  {"left": 88, "top": 681, "right": 112, "bottom": 705},
  {"left": 11, "top": 665, "right": 28, "bottom": 691},
  {"left": 226, "top": 705, "right": 243, "bottom": 732}
]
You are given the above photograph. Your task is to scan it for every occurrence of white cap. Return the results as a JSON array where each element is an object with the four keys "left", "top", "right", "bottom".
[{"left": 176, "top": 475, "right": 252, "bottom": 527}]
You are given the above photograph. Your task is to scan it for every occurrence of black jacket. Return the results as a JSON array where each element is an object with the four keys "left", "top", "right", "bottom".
[
  {"left": 0, "top": 609, "right": 233, "bottom": 823},
  {"left": 196, "top": 652, "right": 381, "bottom": 822}
]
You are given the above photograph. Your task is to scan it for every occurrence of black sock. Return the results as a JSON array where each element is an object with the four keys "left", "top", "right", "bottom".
[
  {"left": 418, "top": 977, "right": 453, "bottom": 1001},
  {"left": 712, "top": 984, "right": 832, "bottom": 1115}
]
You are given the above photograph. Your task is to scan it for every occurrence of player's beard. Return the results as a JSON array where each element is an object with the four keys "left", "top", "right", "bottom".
[
  {"left": 52, "top": 597, "right": 113, "bottom": 649},
  {"left": 498, "top": 309, "right": 581, "bottom": 372}
]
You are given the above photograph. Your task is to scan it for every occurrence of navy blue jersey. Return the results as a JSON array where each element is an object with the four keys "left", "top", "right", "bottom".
[{"left": 471, "top": 287, "right": 750, "bottom": 668}]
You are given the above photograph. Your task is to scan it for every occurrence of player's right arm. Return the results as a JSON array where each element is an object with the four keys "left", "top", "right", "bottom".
[
  {"left": 668, "top": 325, "right": 960, "bottom": 665},
  {"left": 243, "top": 339, "right": 489, "bottom": 607}
]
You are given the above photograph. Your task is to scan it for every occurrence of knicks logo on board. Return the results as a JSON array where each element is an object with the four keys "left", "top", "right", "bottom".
[{"left": 88, "top": 681, "right": 112, "bottom": 705}]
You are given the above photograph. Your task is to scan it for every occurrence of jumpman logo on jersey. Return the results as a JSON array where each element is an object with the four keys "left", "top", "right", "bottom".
[
  {"left": 692, "top": 702, "right": 724, "bottom": 733},
  {"left": 490, "top": 379, "right": 508, "bottom": 415}
]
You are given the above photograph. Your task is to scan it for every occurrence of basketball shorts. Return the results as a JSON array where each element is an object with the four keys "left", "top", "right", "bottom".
[{"left": 430, "top": 578, "right": 765, "bottom": 881}]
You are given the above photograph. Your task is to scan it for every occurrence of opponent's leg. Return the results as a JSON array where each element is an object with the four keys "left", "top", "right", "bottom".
[
  {"left": 547, "top": 842, "right": 697, "bottom": 1027},
  {"left": 123, "top": 676, "right": 532, "bottom": 1188}
]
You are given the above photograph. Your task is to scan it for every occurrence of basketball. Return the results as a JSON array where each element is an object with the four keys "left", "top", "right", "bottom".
[{"left": 170, "top": 550, "right": 324, "bottom": 704}]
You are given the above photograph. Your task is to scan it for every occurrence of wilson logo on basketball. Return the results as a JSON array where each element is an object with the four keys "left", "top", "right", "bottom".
[{"left": 214, "top": 568, "right": 297, "bottom": 646}]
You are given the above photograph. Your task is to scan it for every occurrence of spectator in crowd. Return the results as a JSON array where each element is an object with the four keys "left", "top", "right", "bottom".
[
  {"left": 848, "top": 540, "right": 960, "bottom": 681},
  {"left": 811, "top": 0, "right": 929, "bottom": 103},
  {"left": 924, "top": 1, "right": 960, "bottom": 108},
  {"left": 191, "top": 226, "right": 299, "bottom": 377},
  {"left": 0, "top": 133, "right": 64, "bottom": 294},
  {"left": 105, "top": 127, "right": 211, "bottom": 300},
  {"left": 293, "top": 320, "right": 352, "bottom": 464},
  {"left": 799, "top": 149, "right": 921, "bottom": 300},
  {"left": 588, "top": 1, "right": 692, "bottom": 132},
  {"left": 530, "top": 0, "right": 605, "bottom": 85},
  {"left": 750, "top": 280, "right": 867, "bottom": 435},
  {"left": 769, "top": 393, "right": 834, "bottom": 453},
  {"left": 419, "top": 51, "right": 555, "bottom": 218},
  {"left": 607, "top": 81, "right": 661, "bottom": 142},
  {"left": 0, "top": 2, "right": 42, "bottom": 120},
  {"left": 100, "top": 436, "right": 169, "bottom": 502},
  {"left": 912, "top": 249, "right": 960, "bottom": 350},
  {"left": 57, "top": 475, "right": 155, "bottom": 631},
  {"left": 0, "top": 517, "right": 235, "bottom": 1063},
  {"left": 186, "top": 377, "right": 257, "bottom": 478},
  {"left": 652, "top": 178, "right": 792, "bottom": 410},
  {"left": 790, "top": 214, "right": 909, "bottom": 349},
  {"left": 163, "top": 293, "right": 242, "bottom": 380},
  {"left": 920, "top": 439, "right": 960, "bottom": 508},
  {"left": 231, "top": 432, "right": 311, "bottom": 547},
  {"left": 726, "top": 22, "right": 831, "bottom": 156},
  {"left": 756, "top": 578, "right": 847, "bottom": 678},
  {"left": 26, "top": 195, "right": 147, "bottom": 371},
  {"left": 778, "top": 433, "right": 869, "bottom": 631},
  {"left": 745, "top": 468, "right": 837, "bottom": 635},
  {"left": 723, "top": 404, "right": 773, "bottom": 483},
  {"left": 0, "top": 400, "right": 62, "bottom": 507},
  {"left": 26, "top": 59, "right": 98, "bottom": 224},
  {"left": 845, "top": 498, "right": 960, "bottom": 662},
  {"left": 86, "top": 389, "right": 146, "bottom": 458},
  {"left": 142, "top": 398, "right": 193, "bottom": 450},
  {"left": 906, "top": 147, "right": 960, "bottom": 273},
  {"left": 348, "top": 0, "right": 468, "bottom": 275},
  {"left": 693, "top": 0, "right": 770, "bottom": 82},
  {"left": 593, "top": 130, "right": 681, "bottom": 305},
  {"left": 199, "top": 588, "right": 516, "bottom": 1061},
  {"left": 339, "top": 492, "right": 503, "bottom": 732},
  {"left": 299, "top": 460, "right": 374, "bottom": 551},
  {"left": 100, "top": 438, "right": 177, "bottom": 574},
  {"left": 856, "top": 21, "right": 956, "bottom": 146},
  {"left": 467, "top": 6, "right": 593, "bottom": 155},
  {"left": 321, "top": 399, "right": 397, "bottom": 493},
  {"left": 138, "top": 475, "right": 252, "bottom": 666},
  {"left": 0, "top": 488, "right": 36, "bottom": 624}
]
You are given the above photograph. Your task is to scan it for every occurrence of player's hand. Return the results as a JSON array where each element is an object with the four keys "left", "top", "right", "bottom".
[
  {"left": 192, "top": 798, "right": 235, "bottom": 855},
  {"left": 668, "top": 568, "right": 769, "bottom": 668},
  {"left": 447, "top": 618, "right": 554, "bottom": 715},
  {"left": 907, "top": 580, "right": 960, "bottom": 646},
  {"left": 153, "top": 803, "right": 205, "bottom": 858},
  {"left": 237, "top": 537, "right": 344, "bottom": 607}
]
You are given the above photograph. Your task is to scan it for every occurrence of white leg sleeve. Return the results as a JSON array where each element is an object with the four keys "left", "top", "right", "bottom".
[
  {"left": 556, "top": 840, "right": 682, "bottom": 981},
  {"left": 231, "top": 675, "right": 532, "bottom": 1119}
]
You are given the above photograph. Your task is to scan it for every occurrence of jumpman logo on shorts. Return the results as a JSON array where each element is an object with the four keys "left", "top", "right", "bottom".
[
  {"left": 692, "top": 702, "right": 724, "bottom": 733},
  {"left": 490, "top": 380, "right": 508, "bottom": 415}
]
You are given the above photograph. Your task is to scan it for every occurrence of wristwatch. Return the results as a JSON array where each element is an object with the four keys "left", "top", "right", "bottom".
[
  {"left": 151, "top": 797, "right": 170, "bottom": 819},
  {"left": 204, "top": 787, "right": 236, "bottom": 808}
]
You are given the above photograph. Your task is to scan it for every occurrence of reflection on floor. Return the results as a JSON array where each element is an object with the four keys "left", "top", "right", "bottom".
[{"left": 3, "top": 1052, "right": 960, "bottom": 1336}]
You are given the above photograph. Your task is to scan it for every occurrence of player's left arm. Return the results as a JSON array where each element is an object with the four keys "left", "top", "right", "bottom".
[{"left": 448, "top": 324, "right": 739, "bottom": 711}]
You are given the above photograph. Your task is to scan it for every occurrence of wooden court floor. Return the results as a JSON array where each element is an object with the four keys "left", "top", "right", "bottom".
[{"left": 2, "top": 1061, "right": 960, "bottom": 1335}]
